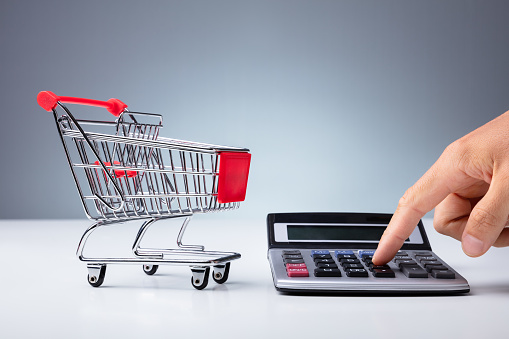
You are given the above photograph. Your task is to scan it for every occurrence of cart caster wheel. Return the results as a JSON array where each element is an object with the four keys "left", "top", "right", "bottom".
[
  {"left": 87, "top": 265, "right": 106, "bottom": 287},
  {"left": 212, "top": 262, "right": 231, "bottom": 284},
  {"left": 143, "top": 264, "right": 159, "bottom": 275},
  {"left": 191, "top": 267, "right": 210, "bottom": 290}
]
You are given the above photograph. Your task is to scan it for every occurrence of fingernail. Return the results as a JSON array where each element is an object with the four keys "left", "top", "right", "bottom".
[{"left": 462, "top": 234, "right": 485, "bottom": 257}]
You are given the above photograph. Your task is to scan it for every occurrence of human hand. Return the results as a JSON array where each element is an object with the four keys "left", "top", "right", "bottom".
[{"left": 372, "top": 110, "right": 509, "bottom": 265}]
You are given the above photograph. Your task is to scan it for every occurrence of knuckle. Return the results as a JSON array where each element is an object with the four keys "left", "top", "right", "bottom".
[
  {"left": 444, "top": 138, "right": 468, "bottom": 157},
  {"left": 443, "top": 138, "right": 470, "bottom": 168}
]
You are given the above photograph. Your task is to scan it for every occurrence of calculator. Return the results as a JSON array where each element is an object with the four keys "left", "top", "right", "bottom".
[{"left": 267, "top": 213, "right": 470, "bottom": 294}]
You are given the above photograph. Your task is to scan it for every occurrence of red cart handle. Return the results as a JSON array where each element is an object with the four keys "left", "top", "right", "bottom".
[{"left": 37, "top": 91, "right": 128, "bottom": 117}]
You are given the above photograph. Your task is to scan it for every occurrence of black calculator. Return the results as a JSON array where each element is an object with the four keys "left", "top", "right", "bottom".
[{"left": 267, "top": 213, "right": 470, "bottom": 294}]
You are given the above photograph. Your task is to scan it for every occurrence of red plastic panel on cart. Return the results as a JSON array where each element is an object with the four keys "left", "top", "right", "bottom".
[{"left": 217, "top": 152, "right": 251, "bottom": 204}]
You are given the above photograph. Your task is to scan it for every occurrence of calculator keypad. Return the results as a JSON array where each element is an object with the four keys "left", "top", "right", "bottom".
[{"left": 282, "top": 250, "right": 456, "bottom": 280}]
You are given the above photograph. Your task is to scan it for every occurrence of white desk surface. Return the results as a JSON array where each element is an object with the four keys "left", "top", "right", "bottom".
[{"left": 1, "top": 216, "right": 508, "bottom": 338}]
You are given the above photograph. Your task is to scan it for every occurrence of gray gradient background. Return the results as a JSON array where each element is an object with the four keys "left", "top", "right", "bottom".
[{"left": 1, "top": 0, "right": 509, "bottom": 220}]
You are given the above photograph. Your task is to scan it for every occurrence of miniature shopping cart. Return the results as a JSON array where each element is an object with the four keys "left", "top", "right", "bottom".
[{"left": 37, "top": 91, "right": 251, "bottom": 289}]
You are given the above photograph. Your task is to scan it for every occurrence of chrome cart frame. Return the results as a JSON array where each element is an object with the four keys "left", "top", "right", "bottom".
[{"left": 37, "top": 91, "right": 251, "bottom": 289}]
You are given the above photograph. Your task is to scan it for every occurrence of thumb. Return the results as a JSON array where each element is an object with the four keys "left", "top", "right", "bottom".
[{"left": 462, "top": 170, "right": 509, "bottom": 257}]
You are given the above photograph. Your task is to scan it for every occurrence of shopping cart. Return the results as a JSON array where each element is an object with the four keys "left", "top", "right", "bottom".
[{"left": 37, "top": 91, "right": 251, "bottom": 289}]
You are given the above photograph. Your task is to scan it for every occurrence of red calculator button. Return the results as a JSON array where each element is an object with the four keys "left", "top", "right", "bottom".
[
  {"left": 287, "top": 268, "right": 309, "bottom": 277},
  {"left": 286, "top": 263, "right": 307, "bottom": 269}
]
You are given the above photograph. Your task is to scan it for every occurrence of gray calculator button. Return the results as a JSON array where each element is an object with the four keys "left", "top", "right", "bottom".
[
  {"left": 401, "top": 266, "right": 428, "bottom": 278},
  {"left": 396, "top": 251, "right": 408, "bottom": 256},
  {"left": 431, "top": 270, "right": 456, "bottom": 279}
]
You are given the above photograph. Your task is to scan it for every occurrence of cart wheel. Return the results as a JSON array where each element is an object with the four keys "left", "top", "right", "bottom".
[
  {"left": 191, "top": 267, "right": 210, "bottom": 290},
  {"left": 88, "top": 265, "right": 107, "bottom": 287},
  {"left": 143, "top": 264, "right": 159, "bottom": 275},
  {"left": 212, "top": 262, "right": 231, "bottom": 284}
]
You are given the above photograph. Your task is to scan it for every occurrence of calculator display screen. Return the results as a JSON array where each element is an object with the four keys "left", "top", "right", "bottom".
[{"left": 287, "top": 225, "right": 390, "bottom": 241}]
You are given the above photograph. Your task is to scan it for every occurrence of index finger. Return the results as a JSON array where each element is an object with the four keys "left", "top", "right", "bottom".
[{"left": 372, "top": 161, "right": 455, "bottom": 265}]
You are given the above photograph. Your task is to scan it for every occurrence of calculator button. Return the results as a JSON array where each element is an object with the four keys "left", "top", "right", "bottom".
[
  {"left": 283, "top": 254, "right": 303, "bottom": 260},
  {"left": 314, "top": 268, "right": 342, "bottom": 277},
  {"left": 396, "top": 251, "right": 408, "bottom": 256},
  {"left": 358, "top": 250, "right": 375, "bottom": 258},
  {"left": 286, "top": 263, "right": 307, "bottom": 269},
  {"left": 372, "top": 268, "right": 396, "bottom": 278},
  {"left": 335, "top": 250, "right": 354, "bottom": 256},
  {"left": 283, "top": 250, "right": 302, "bottom": 255},
  {"left": 316, "top": 262, "right": 338, "bottom": 269},
  {"left": 431, "top": 270, "right": 456, "bottom": 279},
  {"left": 421, "top": 261, "right": 442, "bottom": 267},
  {"left": 394, "top": 259, "right": 417, "bottom": 267},
  {"left": 345, "top": 269, "right": 369, "bottom": 277},
  {"left": 287, "top": 268, "right": 309, "bottom": 277},
  {"left": 369, "top": 265, "right": 391, "bottom": 271},
  {"left": 337, "top": 254, "right": 357, "bottom": 259},
  {"left": 425, "top": 265, "right": 448, "bottom": 272},
  {"left": 401, "top": 266, "right": 428, "bottom": 278},
  {"left": 343, "top": 263, "right": 364, "bottom": 269},
  {"left": 340, "top": 258, "right": 361, "bottom": 265},
  {"left": 312, "top": 253, "right": 332, "bottom": 260},
  {"left": 314, "top": 258, "right": 335, "bottom": 264},
  {"left": 311, "top": 250, "right": 330, "bottom": 255},
  {"left": 414, "top": 251, "right": 433, "bottom": 256},
  {"left": 394, "top": 255, "right": 411, "bottom": 260},
  {"left": 361, "top": 256, "right": 373, "bottom": 262},
  {"left": 416, "top": 256, "right": 437, "bottom": 262},
  {"left": 285, "top": 259, "right": 305, "bottom": 264},
  {"left": 364, "top": 258, "right": 373, "bottom": 266}
]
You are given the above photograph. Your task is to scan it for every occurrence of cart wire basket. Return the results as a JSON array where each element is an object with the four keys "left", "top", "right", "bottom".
[{"left": 37, "top": 91, "right": 251, "bottom": 289}]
